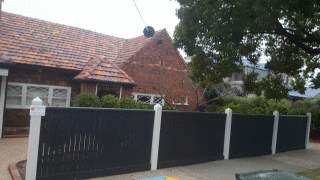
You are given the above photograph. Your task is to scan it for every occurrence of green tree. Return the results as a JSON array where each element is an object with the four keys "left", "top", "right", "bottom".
[
  {"left": 174, "top": 0, "right": 320, "bottom": 92},
  {"left": 243, "top": 72, "right": 261, "bottom": 95},
  {"left": 260, "top": 75, "right": 288, "bottom": 100}
]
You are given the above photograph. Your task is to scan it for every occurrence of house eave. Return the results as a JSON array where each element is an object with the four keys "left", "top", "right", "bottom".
[{"left": 74, "top": 79, "right": 136, "bottom": 87}]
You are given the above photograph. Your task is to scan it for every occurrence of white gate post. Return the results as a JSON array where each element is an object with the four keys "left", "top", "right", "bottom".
[
  {"left": 223, "top": 108, "right": 232, "bottom": 160},
  {"left": 0, "top": 76, "right": 7, "bottom": 139},
  {"left": 271, "top": 111, "right": 279, "bottom": 154},
  {"left": 150, "top": 104, "right": 162, "bottom": 170},
  {"left": 306, "top": 112, "right": 312, "bottom": 149},
  {"left": 26, "top": 97, "right": 46, "bottom": 180}
]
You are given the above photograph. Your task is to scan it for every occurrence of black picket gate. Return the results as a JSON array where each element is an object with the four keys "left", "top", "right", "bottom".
[
  {"left": 276, "top": 115, "right": 308, "bottom": 152},
  {"left": 36, "top": 107, "right": 154, "bottom": 180},
  {"left": 229, "top": 114, "right": 274, "bottom": 158},
  {"left": 158, "top": 111, "right": 226, "bottom": 168}
]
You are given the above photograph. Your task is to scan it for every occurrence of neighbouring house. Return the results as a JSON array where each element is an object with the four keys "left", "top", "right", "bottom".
[
  {"left": 223, "top": 61, "right": 291, "bottom": 95},
  {"left": 0, "top": 12, "right": 201, "bottom": 136},
  {"left": 289, "top": 88, "right": 320, "bottom": 100}
]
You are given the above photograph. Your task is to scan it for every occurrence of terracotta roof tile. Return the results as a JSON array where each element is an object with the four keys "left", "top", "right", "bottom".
[
  {"left": 0, "top": 12, "right": 163, "bottom": 84},
  {"left": 74, "top": 56, "right": 135, "bottom": 84}
]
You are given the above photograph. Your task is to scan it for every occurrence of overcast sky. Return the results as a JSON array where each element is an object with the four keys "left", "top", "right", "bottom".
[{"left": 2, "top": 0, "right": 180, "bottom": 39}]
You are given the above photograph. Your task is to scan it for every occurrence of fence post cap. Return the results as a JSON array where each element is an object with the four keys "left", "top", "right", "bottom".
[
  {"left": 154, "top": 103, "right": 162, "bottom": 111},
  {"left": 225, "top": 108, "right": 232, "bottom": 113},
  {"left": 306, "top": 112, "right": 312, "bottom": 116},
  {"left": 32, "top": 97, "right": 43, "bottom": 106},
  {"left": 273, "top": 111, "right": 279, "bottom": 116},
  {"left": 30, "top": 97, "right": 46, "bottom": 116}
]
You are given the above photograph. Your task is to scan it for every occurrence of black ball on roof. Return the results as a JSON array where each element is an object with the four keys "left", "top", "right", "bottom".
[{"left": 143, "top": 26, "right": 155, "bottom": 38}]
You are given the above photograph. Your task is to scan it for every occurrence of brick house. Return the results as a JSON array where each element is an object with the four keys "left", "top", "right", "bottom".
[{"left": 0, "top": 12, "right": 201, "bottom": 136}]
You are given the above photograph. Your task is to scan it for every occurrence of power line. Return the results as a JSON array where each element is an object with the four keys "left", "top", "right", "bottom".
[{"left": 132, "top": 0, "right": 147, "bottom": 25}]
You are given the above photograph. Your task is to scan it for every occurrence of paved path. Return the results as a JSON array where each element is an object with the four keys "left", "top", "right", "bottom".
[
  {"left": 93, "top": 143, "right": 320, "bottom": 180},
  {"left": 0, "top": 138, "right": 28, "bottom": 180},
  {"left": 0, "top": 138, "right": 319, "bottom": 180}
]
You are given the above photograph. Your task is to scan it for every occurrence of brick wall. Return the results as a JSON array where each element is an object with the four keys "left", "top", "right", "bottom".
[
  {"left": 3, "top": 66, "right": 80, "bottom": 133},
  {"left": 3, "top": 66, "right": 134, "bottom": 133},
  {"left": 7, "top": 66, "right": 81, "bottom": 96},
  {"left": 121, "top": 31, "right": 202, "bottom": 111}
]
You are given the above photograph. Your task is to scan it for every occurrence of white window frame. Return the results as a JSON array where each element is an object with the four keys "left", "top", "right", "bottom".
[
  {"left": 6, "top": 82, "right": 71, "bottom": 109},
  {"left": 132, "top": 92, "right": 165, "bottom": 105},
  {"left": 172, "top": 96, "right": 189, "bottom": 106}
]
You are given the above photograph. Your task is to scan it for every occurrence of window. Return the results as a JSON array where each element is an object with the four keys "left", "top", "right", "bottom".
[
  {"left": 6, "top": 83, "right": 71, "bottom": 108},
  {"left": 6, "top": 85, "right": 22, "bottom": 106},
  {"left": 132, "top": 93, "right": 164, "bottom": 105},
  {"left": 172, "top": 96, "right": 189, "bottom": 106},
  {"left": 52, "top": 89, "right": 68, "bottom": 107},
  {"left": 26, "top": 86, "right": 49, "bottom": 105},
  {"left": 231, "top": 73, "right": 243, "bottom": 81}
]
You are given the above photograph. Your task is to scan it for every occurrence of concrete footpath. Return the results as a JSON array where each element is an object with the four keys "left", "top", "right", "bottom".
[
  {"left": 0, "top": 138, "right": 319, "bottom": 180},
  {"left": 0, "top": 138, "right": 28, "bottom": 180},
  {"left": 93, "top": 143, "right": 320, "bottom": 180}
]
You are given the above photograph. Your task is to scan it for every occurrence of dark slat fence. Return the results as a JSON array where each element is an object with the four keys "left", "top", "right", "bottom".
[
  {"left": 229, "top": 114, "right": 274, "bottom": 158},
  {"left": 158, "top": 111, "right": 226, "bottom": 168},
  {"left": 30, "top": 105, "right": 310, "bottom": 179},
  {"left": 37, "top": 107, "right": 154, "bottom": 180},
  {"left": 276, "top": 115, "right": 308, "bottom": 152}
]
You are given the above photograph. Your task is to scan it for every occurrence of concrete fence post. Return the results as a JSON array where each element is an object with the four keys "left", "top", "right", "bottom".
[
  {"left": 306, "top": 112, "right": 312, "bottom": 149},
  {"left": 150, "top": 103, "right": 162, "bottom": 170},
  {"left": 26, "top": 97, "right": 46, "bottom": 180},
  {"left": 272, "top": 111, "right": 279, "bottom": 154},
  {"left": 223, "top": 108, "right": 232, "bottom": 160}
]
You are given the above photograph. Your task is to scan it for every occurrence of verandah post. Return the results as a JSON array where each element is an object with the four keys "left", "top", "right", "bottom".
[
  {"left": 272, "top": 111, "right": 279, "bottom": 154},
  {"left": 223, "top": 108, "right": 232, "bottom": 160},
  {"left": 306, "top": 112, "right": 312, "bottom": 149},
  {"left": 150, "top": 103, "right": 162, "bottom": 170},
  {"left": 26, "top": 97, "right": 46, "bottom": 180}
]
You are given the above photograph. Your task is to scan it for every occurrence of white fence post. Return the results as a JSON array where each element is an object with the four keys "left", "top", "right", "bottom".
[
  {"left": 306, "top": 112, "right": 312, "bottom": 149},
  {"left": 272, "top": 111, "right": 279, "bottom": 154},
  {"left": 150, "top": 104, "right": 162, "bottom": 170},
  {"left": 26, "top": 97, "right": 46, "bottom": 180},
  {"left": 223, "top": 108, "right": 232, "bottom": 160}
]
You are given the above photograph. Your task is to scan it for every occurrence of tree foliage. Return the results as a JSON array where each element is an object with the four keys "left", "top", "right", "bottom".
[
  {"left": 243, "top": 72, "right": 260, "bottom": 95},
  {"left": 174, "top": 0, "right": 320, "bottom": 91},
  {"left": 260, "top": 75, "right": 289, "bottom": 99}
]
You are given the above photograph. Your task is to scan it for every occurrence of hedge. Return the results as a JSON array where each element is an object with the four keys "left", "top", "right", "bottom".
[
  {"left": 73, "top": 93, "right": 175, "bottom": 110},
  {"left": 205, "top": 96, "right": 320, "bottom": 132}
]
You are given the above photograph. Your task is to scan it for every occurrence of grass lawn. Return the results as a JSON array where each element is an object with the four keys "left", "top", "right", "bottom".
[{"left": 298, "top": 168, "right": 320, "bottom": 180}]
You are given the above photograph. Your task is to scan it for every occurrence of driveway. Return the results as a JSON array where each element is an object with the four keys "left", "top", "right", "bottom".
[
  {"left": 93, "top": 143, "right": 320, "bottom": 180},
  {"left": 0, "top": 138, "right": 28, "bottom": 180}
]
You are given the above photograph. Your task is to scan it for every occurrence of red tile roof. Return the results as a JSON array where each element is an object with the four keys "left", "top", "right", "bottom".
[
  {"left": 74, "top": 56, "right": 135, "bottom": 84},
  {"left": 0, "top": 12, "right": 161, "bottom": 84}
]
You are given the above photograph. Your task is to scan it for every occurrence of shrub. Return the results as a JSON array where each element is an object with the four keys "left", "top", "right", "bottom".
[
  {"left": 205, "top": 96, "right": 292, "bottom": 115},
  {"left": 119, "top": 97, "right": 142, "bottom": 109},
  {"left": 205, "top": 96, "right": 320, "bottom": 133},
  {"left": 163, "top": 105, "right": 176, "bottom": 110},
  {"left": 100, "top": 95, "right": 119, "bottom": 108},
  {"left": 266, "top": 99, "right": 291, "bottom": 115},
  {"left": 73, "top": 93, "right": 101, "bottom": 107}
]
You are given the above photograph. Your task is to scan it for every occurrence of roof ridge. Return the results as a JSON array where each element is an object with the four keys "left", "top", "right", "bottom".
[
  {"left": 86, "top": 56, "right": 104, "bottom": 76},
  {"left": 116, "top": 29, "right": 167, "bottom": 66},
  {"left": 105, "top": 57, "right": 135, "bottom": 82}
]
